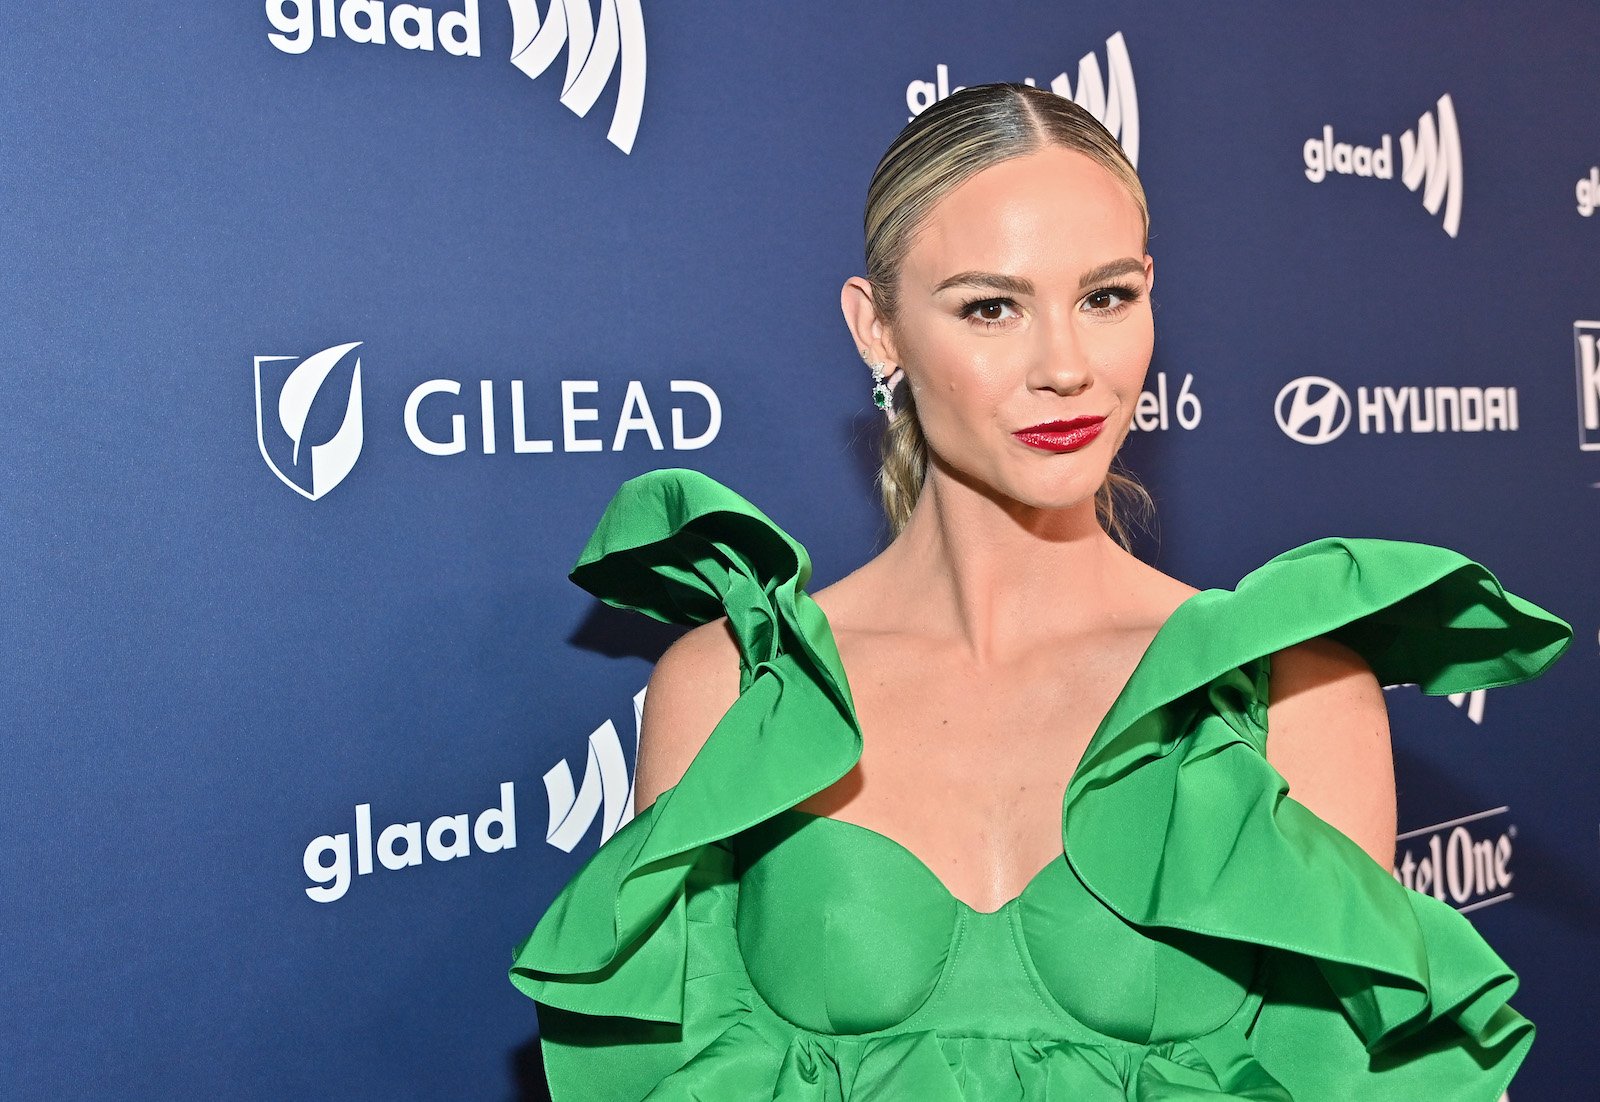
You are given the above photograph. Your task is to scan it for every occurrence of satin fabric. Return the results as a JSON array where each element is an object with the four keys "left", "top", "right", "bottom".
[{"left": 511, "top": 467, "right": 1572, "bottom": 1100}]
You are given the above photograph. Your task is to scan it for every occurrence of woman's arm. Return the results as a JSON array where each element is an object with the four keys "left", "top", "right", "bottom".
[
  {"left": 1264, "top": 637, "right": 1398, "bottom": 868},
  {"left": 632, "top": 616, "right": 743, "bottom": 813}
]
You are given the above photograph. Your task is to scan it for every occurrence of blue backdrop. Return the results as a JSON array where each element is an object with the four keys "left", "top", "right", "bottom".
[{"left": 5, "top": 3, "right": 1595, "bottom": 1098}]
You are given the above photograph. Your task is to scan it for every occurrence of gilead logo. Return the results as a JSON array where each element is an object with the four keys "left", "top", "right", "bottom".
[
  {"left": 254, "top": 354, "right": 725, "bottom": 500},
  {"left": 303, "top": 783, "right": 516, "bottom": 903},
  {"left": 255, "top": 341, "right": 365, "bottom": 500},
  {"left": 403, "top": 378, "right": 720, "bottom": 455},
  {"left": 1302, "top": 93, "right": 1463, "bottom": 237}
]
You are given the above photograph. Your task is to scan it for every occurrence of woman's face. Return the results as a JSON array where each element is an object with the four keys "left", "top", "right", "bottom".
[{"left": 884, "top": 145, "right": 1153, "bottom": 513}]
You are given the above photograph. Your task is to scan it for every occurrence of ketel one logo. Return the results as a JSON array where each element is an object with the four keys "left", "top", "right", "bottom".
[
  {"left": 1392, "top": 806, "right": 1516, "bottom": 914},
  {"left": 1275, "top": 375, "right": 1350, "bottom": 444},
  {"left": 1302, "top": 93, "right": 1463, "bottom": 237},
  {"left": 254, "top": 342, "right": 365, "bottom": 501}
]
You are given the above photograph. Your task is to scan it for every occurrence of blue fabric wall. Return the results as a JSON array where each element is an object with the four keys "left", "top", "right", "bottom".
[{"left": 5, "top": 3, "right": 1594, "bottom": 1098}]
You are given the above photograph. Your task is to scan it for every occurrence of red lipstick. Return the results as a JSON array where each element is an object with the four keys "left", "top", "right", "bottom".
[{"left": 1012, "top": 416, "right": 1106, "bottom": 453}]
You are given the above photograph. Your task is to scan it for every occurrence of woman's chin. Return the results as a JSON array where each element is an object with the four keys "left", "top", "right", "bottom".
[
  {"left": 993, "top": 470, "right": 1109, "bottom": 515},
  {"left": 927, "top": 450, "right": 1108, "bottom": 513}
]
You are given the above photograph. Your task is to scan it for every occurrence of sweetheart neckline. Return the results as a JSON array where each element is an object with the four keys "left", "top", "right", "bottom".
[
  {"left": 767, "top": 806, "right": 1065, "bottom": 916},
  {"left": 785, "top": 587, "right": 1214, "bottom": 914}
]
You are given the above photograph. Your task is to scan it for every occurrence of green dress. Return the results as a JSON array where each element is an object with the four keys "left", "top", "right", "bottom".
[{"left": 510, "top": 467, "right": 1572, "bottom": 1100}]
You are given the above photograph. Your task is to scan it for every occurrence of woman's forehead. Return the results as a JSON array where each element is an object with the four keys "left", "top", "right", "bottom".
[{"left": 907, "top": 147, "right": 1143, "bottom": 279}]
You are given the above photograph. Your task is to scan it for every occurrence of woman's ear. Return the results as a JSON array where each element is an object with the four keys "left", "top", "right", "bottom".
[
  {"left": 840, "top": 276, "right": 899, "bottom": 367},
  {"left": 1143, "top": 253, "right": 1155, "bottom": 297}
]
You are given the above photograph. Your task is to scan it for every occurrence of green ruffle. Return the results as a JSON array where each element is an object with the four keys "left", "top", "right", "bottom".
[
  {"left": 1062, "top": 536, "right": 1569, "bottom": 1099},
  {"left": 512, "top": 470, "right": 863, "bottom": 1016},
  {"left": 511, "top": 467, "right": 1572, "bottom": 1100}
]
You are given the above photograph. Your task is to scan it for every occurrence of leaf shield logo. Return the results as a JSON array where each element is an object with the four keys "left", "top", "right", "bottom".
[{"left": 255, "top": 342, "right": 365, "bottom": 500}]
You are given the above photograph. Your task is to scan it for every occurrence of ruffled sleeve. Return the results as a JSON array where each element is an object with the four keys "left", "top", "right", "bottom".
[
  {"left": 511, "top": 468, "right": 1575, "bottom": 1101},
  {"left": 1061, "top": 536, "right": 1573, "bottom": 1100},
  {"left": 508, "top": 468, "right": 866, "bottom": 1098}
]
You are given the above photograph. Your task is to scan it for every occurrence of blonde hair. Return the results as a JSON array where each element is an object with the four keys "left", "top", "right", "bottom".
[{"left": 863, "top": 82, "right": 1155, "bottom": 548}]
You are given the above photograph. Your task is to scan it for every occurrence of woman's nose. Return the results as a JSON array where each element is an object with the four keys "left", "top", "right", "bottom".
[{"left": 1028, "top": 314, "right": 1092, "bottom": 394}]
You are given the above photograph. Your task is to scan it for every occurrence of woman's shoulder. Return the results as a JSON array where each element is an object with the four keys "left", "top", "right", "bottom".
[
  {"left": 628, "top": 554, "right": 884, "bottom": 813},
  {"left": 1263, "top": 630, "right": 1396, "bottom": 865},
  {"left": 633, "top": 615, "right": 743, "bottom": 812}
]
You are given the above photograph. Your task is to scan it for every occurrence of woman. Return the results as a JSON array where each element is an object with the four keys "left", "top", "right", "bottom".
[{"left": 511, "top": 83, "right": 1571, "bottom": 1099}]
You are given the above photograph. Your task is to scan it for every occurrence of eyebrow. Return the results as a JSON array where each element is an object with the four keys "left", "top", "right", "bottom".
[{"left": 932, "top": 257, "right": 1144, "bottom": 296}]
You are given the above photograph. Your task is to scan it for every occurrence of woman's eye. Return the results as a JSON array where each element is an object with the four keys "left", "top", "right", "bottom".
[
  {"left": 959, "top": 298, "right": 1020, "bottom": 327},
  {"left": 1082, "top": 284, "right": 1142, "bottom": 313}
]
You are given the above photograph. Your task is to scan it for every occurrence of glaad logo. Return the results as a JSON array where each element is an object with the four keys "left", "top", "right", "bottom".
[
  {"left": 255, "top": 341, "right": 365, "bottom": 500},
  {"left": 507, "top": 0, "right": 647, "bottom": 154},
  {"left": 907, "top": 31, "right": 1138, "bottom": 167},
  {"left": 1274, "top": 375, "right": 1518, "bottom": 444},
  {"left": 543, "top": 686, "right": 641, "bottom": 851},
  {"left": 1302, "top": 93, "right": 1463, "bottom": 237},
  {"left": 1447, "top": 687, "right": 1487, "bottom": 725},
  {"left": 1577, "top": 167, "right": 1599, "bottom": 217},
  {"left": 265, "top": 1, "right": 482, "bottom": 56},
  {"left": 304, "top": 783, "right": 516, "bottom": 903},
  {"left": 263, "top": 1, "right": 648, "bottom": 154},
  {"left": 1393, "top": 806, "right": 1516, "bottom": 914},
  {"left": 301, "top": 690, "right": 641, "bottom": 901},
  {"left": 1386, "top": 681, "right": 1488, "bottom": 724},
  {"left": 1575, "top": 321, "right": 1600, "bottom": 450}
]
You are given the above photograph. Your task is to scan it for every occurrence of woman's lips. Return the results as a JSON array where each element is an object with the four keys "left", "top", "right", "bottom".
[{"left": 1012, "top": 416, "right": 1106, "bottom": 452}]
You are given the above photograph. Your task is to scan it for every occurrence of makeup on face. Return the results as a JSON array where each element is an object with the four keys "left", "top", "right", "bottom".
[{"left": 1011, "top": 416, "right": 1106, "bottom": 453}]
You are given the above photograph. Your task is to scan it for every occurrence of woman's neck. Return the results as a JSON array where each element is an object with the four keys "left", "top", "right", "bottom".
[{"left": 872, "top": 465, "right": 1139, "bottom": 664}]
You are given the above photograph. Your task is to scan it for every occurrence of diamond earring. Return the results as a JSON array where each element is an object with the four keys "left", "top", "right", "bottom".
[{"left": 866, "top": 358, "right": 904, "bottom": 419}]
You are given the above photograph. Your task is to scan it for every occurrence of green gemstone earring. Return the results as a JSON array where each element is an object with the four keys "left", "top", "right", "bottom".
[{"left": 867, "top": 360, "right": 904, "bottom": 419}]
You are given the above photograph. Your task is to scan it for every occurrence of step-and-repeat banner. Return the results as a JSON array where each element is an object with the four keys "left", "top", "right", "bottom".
[{"left": 6, "top": 3, "right": 1596, "bottom": 1098}]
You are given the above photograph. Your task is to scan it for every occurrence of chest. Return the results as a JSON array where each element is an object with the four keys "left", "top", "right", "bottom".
[
  {"left": 791, "top": 625, "right": 1164, "bottom": 910},
  {"left": 729, "top": 803, "right": 1263, "bottom": 1044}
]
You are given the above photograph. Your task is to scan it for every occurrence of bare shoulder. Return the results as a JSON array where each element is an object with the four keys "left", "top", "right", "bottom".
[
  {"left": 1265, "top": 636, "right": 1397, "bottom": 867},
  {"left": 1116, "top": 558, "right": 1205, "bottom": 625},
  {"left": 633, "top": 616, "right": 744, "bottom": 814}
]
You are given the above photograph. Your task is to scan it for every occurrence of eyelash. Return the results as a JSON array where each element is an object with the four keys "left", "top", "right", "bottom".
[{"left": 957, "top": 282, "right": 1144, "bottom": 329}]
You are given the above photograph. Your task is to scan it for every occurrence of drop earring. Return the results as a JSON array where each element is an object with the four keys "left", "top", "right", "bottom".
[{"left": 864, "top": 355, "right": 904, "bottom": 420}]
